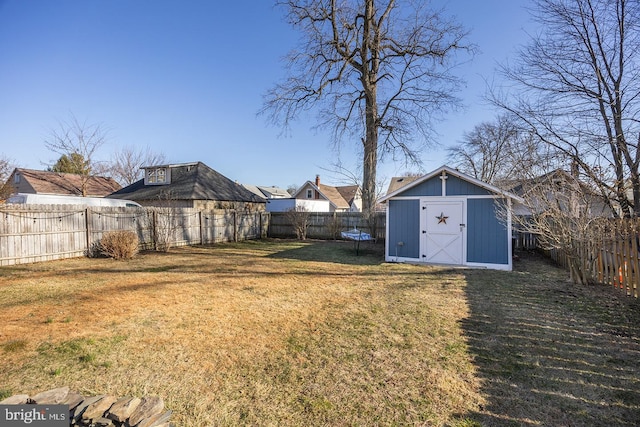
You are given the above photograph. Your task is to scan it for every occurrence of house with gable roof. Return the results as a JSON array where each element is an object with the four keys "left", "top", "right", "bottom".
[
  {"left": 292, "top": 175, "right": 362, "bottom": 212},
  {"left": 6, "top": 168, "right": 121, "bottom": 197},
  {"left": 506, "top": 168, "right": 615, "bottom": 218}
]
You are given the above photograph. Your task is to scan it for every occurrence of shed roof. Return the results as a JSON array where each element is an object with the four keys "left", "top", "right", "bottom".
[{"left": 379, "top": 165, "right": 523, "bottom": 203}]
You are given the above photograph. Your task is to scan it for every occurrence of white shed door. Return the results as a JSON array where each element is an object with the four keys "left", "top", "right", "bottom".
[{"left": 423, "top": 201, "right": 464, "bottom": 265}]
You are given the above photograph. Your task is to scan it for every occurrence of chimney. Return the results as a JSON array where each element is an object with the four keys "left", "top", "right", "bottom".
[{"left": 315, "top": 174, "right": 320, "bottom": 186}]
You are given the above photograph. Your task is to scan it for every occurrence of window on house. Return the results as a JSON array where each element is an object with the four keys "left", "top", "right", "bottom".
[
  {"left": 146, "top": 168, "right": 168, "bottom": 185},
  {"left": 306, "top": 189, "right": 313, "bottom": 199},
  {"left": 14, "top": 174, "right": 20, "bottom": 184}
]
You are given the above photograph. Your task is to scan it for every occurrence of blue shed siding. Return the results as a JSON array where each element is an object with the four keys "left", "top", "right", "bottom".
[
  {"left": 466, "top": 198, "right": 508, "bottom": 265},
  {"left": 399, "top": 178, "right": 441, "bottom": 197},
  {"left": 446, "top": 175, "right": 492, "bottom": 196},
  {"left": 388, "top": 199, "right": 420, "bottom": 258}
]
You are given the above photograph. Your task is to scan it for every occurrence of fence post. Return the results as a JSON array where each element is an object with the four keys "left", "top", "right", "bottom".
[
  {"left": 199, "top": 211, "right": 204, "bottom": 245},
  {"left": 212, "top": 211, "right": 216, "bottom": 244},
  {"left": 152, "top": 210, "right": 158, "bottom": 251},
  {"left": 84, "top": 207, "right": 91, "bottom": 254},
  {"left": 234, "top": 210, "right": 238, "bottom": 242}
]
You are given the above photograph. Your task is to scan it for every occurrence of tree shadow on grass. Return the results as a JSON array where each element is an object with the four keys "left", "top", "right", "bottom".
[
  {"left": 267, "top": 239, "right": 385, "bottom": 265},
  {"left": 461, "top": 251, "right": 640, "bottom": 426}
]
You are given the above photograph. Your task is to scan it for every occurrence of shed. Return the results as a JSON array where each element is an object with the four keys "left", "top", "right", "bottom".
[{"left": 380, "top": 166, "right": 523, "bottom": 271}]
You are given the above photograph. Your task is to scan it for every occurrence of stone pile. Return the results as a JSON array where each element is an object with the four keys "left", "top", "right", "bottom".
[{"left": 0, "top": 387, "right": 173, "bottom": 427}]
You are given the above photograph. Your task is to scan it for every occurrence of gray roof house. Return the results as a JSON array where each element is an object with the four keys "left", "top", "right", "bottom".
[
  {"left": 242, "top": 184, "right": 291, "bottom": 199},
  {"left": 108, "top": 162, "right": 265, "bottom": 210}
]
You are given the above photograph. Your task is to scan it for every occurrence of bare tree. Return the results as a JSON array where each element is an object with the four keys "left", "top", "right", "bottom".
[
  {"left": 0, "top": 154, "right": 17, "bottom": 200},
  {"left": 492, "top": 0, "right": 640, "bottom": 217},
  {"left": 286, "top": 184, "right": 299, "bottom": 196},
  {"left": 447, "top": 114, "right": 551, "bottom": 185},
  {"left": 262, "top": 0, "right": 472, "bottom": 222},
  {"left": 321, "top": 159, "right": 388, "bottom": 201},
  {"left": 508, "top": 169, "right": 613, "bottom": 285},
  {"left": 109, "top": 146, "right": 167, "bottom": 186},
  {"left": 285, "top": 205, "right": 311, "bottom": 240},
  {"left": 45, "top": 113, "right": 109, "bottom": 196}
]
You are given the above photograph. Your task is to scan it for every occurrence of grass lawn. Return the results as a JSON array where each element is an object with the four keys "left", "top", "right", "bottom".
[{"left": 0, "top": 240, "right": 639, "bottom": 426}]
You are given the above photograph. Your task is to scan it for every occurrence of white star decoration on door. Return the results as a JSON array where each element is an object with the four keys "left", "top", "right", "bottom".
[{"left": 436, "top": 212, "right": 449, "bottom": 224}]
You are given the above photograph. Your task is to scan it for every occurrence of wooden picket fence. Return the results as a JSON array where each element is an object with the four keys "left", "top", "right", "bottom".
[
  {"left": 0, "top": 204, "right": 269, "bottom": 266},
  {"left": 544, "top": 219, "right": 640, "bottom": 298}
]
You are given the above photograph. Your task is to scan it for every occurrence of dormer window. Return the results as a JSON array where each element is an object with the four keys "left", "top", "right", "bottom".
[
  {"left": 145, "top": 167, "right": 170, "bottom": 185},
  {"left": 306, "top": 189, "right": 313, "bottom": 199}
]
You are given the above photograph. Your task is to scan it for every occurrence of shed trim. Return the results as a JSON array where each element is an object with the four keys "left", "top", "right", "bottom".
[{"left": 380, "top": 165, "right": 523, "bottom": 203}]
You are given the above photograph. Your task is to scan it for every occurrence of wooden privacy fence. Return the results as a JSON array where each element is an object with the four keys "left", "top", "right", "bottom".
[
  {"left": 0, "top": 204, "right": 269, "bottom": 266},
  {"left": 512, "top": 230, "right": 538, "bottom": 250},
  {"left": 269, "top": 211, "right": 386, "bottom": 240},
  {"left": 544, "top": 218, "right": 640, "bottom": 298}
]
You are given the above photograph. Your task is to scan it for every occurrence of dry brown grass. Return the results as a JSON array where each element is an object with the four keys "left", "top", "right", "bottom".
[
  {"left": 1, "top": 241, "right": 639, "bottom": 426},
  {"left": 462, "top": 251, "right": 640, "bottom": 426},
  {"left": 0, "top": 240, "right": 480, "bottom": 426}
]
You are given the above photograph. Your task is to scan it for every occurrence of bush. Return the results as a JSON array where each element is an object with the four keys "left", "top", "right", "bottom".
[
  {"left": 285, "top": 206, "right": 310, "bottom": 240},
  {"left": 326, "top": 213, "right": 342, "bottom": 240},
  {"left": 99, "top": 230, "right": 139, "bottom": 260}
]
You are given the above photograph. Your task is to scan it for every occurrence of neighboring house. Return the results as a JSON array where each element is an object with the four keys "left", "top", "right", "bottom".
[
  {"left": 108, "top": 162, "right": 265, "bottom": 210},
  {"left": 386, "top": 175, "right": 421, "bottom": 195},
  {"left": 507, "top": 169, "right": 615, "bottom": 218},
  {"left": 6, "top": 168, "right": 121, "bottom": 197},
  {"left": 264, "top": 198, "right": 331, "bottom": 213},
  {"left": 292, "top": 175, "right": 362, "bottom": 212},
  {"left": 242, "top": 184, "right": 290, "bottom": 200},
  {"left": 380, "top": 165, "right": 523, "bottom": 271}
]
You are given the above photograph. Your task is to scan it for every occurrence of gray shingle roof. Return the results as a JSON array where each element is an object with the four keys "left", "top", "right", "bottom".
[{"left": 108, "top": 162, "right": 264, "bottom": 203}]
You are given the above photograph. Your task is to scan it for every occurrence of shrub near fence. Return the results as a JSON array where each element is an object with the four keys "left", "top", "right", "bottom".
[{"left": 0, "top": 204, "right": 269, "bottom": 266}]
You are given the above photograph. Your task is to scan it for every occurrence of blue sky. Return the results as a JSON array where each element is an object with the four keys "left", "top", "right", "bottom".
[{"left": 0, "top": 0, "right": 534, "bottom": 189}]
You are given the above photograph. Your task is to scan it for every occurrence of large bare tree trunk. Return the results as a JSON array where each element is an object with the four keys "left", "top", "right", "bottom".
[{"left": 263, "top": 0, "right": 470, "bottom": 216}]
